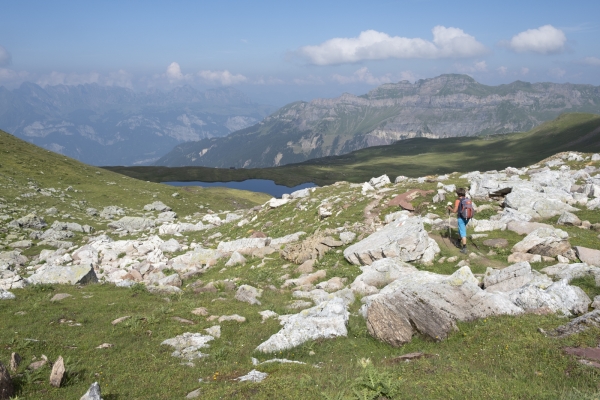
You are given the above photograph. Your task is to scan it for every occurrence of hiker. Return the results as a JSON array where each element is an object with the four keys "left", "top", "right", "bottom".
[{"left": 447, "top": 188, "right": 474, "bottom": 254}]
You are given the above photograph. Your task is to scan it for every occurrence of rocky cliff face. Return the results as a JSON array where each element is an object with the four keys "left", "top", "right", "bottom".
[
  {"left": 0, "top": 83, "right": 273, "bottom": 166},
  {"left": 157, "top": 74, "right": 600, "bottom": 168}
]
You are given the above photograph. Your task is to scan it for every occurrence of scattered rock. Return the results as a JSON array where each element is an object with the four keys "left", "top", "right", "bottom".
[
  {"left": 344, "top": 217, "right": 439, "bottom": 265},
  {"left": 161, "top": 333, "right": 214, "bottom": 360},
  {"left": 9, "top": 353, "right": 21, "bottom": 373},
  {"left": 236, "top": 369, "right": 268, "bottom": 383},
  {"left": 27, "top": 265, "right": 98, "bottom": 285},
  {"left": 235, "top": 285, "right": 262, "bottom": 305},
  {"left": 545, "top": 309, "right": 600, "bottom": 338},
  {"left": 0, "top": 290, "right": 15, "bottom": 300},
  {"left": 143, "top": 201, "right": 171, "bottom": 212},
  {"left": 506, "top": 221, "right": 553, "bottom": 235},
  {"left": 205, "top": 325, "right": 221, "bottom": 338},
  {"left": 96, "top": 343, "right": 114, "bottom": 349},
  {"left": 80, "top": 382, "right": 103, "bottom": 400},
  {"left": 111, "top": 316, "right": 131, "bottom": 325},
  {"left": 185, "top": 388, "right": 202, "bottom": 399},
  {"left": 484, "top": 262, "right": 537, "bottom": 292},
  {"left": 225, "top": 251, "right": 246, "bottom": 267},
  {"left": 482, "top": 238, "right": 509, "bottom": 248},
  {"left": 218, "top": 314, "right": 246, "bottom": 323},
  {"left": 574, "top": 246, "right": 600, "bottom": 267},
  {"left": 191, "top": 307, "right": 208, "bottom": 316},
  {"left": 50, "top": 293, "right": 72, "bottom": 302},
  {"left": 49, "top": 356, "right": 65, "bottom": 387},
  {"left": 558, "top": 212, "right": 582, "bottom": 226},
  {"left": 512, "top": 227, "right": 571, "bottom": 257}
]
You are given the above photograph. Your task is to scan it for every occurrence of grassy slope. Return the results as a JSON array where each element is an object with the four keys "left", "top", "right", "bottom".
[
  {"left": 3, "top": 125, "right": 600, "bottom": 398},
  {"left": 105, "top": 112, "right": 600, "bottom": 187},
  {"left": 0, "top": 129, "right": 271, "bottom": 218}
]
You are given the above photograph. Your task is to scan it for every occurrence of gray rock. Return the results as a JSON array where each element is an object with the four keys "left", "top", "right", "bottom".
[
  {"left": 509, "top": 279, "right": 590, "bottom": 316},
  {"left": 52, "top": 220, "right": 84, "bottom": 232},
  {"left": 482, "top": 238, "right": 509, "bottom": 248},
  {"left": 9, "top": 213, "right": 47, "bottom": 229},
  {"left": 185, "top": 388, "right": 202, "bottom": 399},
  {"left": 161, "top": 332, "right": 214, "bottom": 360},
  {"left": 50, "top": 293, "right": 72, "bottom": 302},
  {"left": 0, "top": 251, "right": 28, "bottom": 270},
  {"left": 339, "top": 231, "right": 356, "bottom": 244},
  {"left": 0, "top": 288, "right": 16, "bottom": 300},
  {"left": 545, "top": 309, "right": 600, "bottom": 338},
  {"left": 146, "top": 285, "right": 182, "bottom": 295},
  {"left": 236, "top": 369, "right": 268, "bottom": 383},
  {"left": 484, "top": 262, "right": 535, "bottom": 292},
  {"left": 27, "top": 265, "right": 98, "bottom": 285},
  {"left": 143, "top": 201, "right": 172, "bottom": 212},
  {"left": 512, "top": 227, "right": 571, "bottom": 257},
  {"left": 86, "top": 208, "right": 99, "bottom": 216},
  {"left": 541, "top": 263, "right": 600, "bottom": 283},
  {"left": 8, "top": 240, "right": 32, "bottom": 249},
  {"left": 108, "top": 217, "right": 155, "bottom": 232},
  {"left": 343, "top": 217, "right": 440, "bottom": 265},
  {"left": 574, "top": 246, "right": 600, "bottom": 266},
  {"left": 365, "top": 276, "right": 522, "bottom": 346},
  {"left": 506, "top": 221, "right": 553, "bottom": 235},
  {"left": 256, "top": 292, "right": 354, "bottom": 353},
  {"left": 99, "top": 206, "right": 124, "bottom": 219},
  {"left": 225, "top": 251, "right": 246, "bottom": 267},
  {"left": 9, "top": 353, "right": 21, "bottom": 373},
  {"left": 350, "top": 258, "right": 418, "bottom": 295},
  {"left": 49, "top": 356, "right": 65, "bottom": 387},
  {"left": 80, "top": 382, "right": 103, "bottom": 400},
  {"left": 235, "top": 285, "right": 263, "bottom": 305},
  {"left": 156, "top": 211, "right": 178, "bottom": 223},
  {"left": 369, "top": 175, "right": 391, "bottom": 188},
  {"left": 159, "top": 239, "right": 181, "bottom": 253},
  {"left": 557, "top": 212, "right": 582, "bottom": 226},
  {"left": 45, "top": 207, "right": 58, "bottom": 215},
  {"left": 0, "top": 361, "right": 14, "bottom": 400},
  {"left": 290, "top": 188, "right": 311, "bottom": 199},
  {"left": 217, "top": 238, "right": 268, "bottom": 255},
  {"left": 41, "top": 228, "right": 74, "bottom": 241}
]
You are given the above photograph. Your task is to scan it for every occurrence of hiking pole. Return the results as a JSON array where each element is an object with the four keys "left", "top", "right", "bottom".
[{"left": 446, "top": 202, "right": 452, "bottom": 247}]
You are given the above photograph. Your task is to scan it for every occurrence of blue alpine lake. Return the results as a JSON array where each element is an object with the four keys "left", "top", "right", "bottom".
[{"left": 163, "top": 179, "right": 317, "bottom": 198}]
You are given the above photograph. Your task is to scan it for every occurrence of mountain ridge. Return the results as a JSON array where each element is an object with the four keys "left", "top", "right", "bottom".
[
  {"left": 156, "top": 74, "right": 600, "bottom": 168},
  {"left": 0, "top": 83, "right": 274, "bottom": 166}
]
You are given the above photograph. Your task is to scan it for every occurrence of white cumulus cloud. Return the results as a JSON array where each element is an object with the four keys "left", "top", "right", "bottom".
[
  {"left": 197, "top": 70, "right": 247, "bottom": 85},
  {"left": 166, "top": 62, "right": 186, "bottom": 82},
  {"left": 508, "top": 25, "right": 567, "bottom": 54},
  {"left": 0, "top": 45, "right": 11, "bottom": 66},
  {"left": 582, "top": 56, "right": 600, "bottom": 66},
  {"left": 497, "top": 66, "right": 508, "bottom": 75},
  {"left": 297, "top": 26, "right": 487, "bottom": 65}
]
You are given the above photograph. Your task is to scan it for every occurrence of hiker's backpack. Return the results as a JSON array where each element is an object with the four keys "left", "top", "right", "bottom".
[{"left": 458, "top": 197, "right": 474, "bottom": 219}]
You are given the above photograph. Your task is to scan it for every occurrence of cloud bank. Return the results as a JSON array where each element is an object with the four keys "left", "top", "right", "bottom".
[
  {"left": 198, "top": 70, "right": 247, "bottom": 85},
  {"left": 508, "top": 25, "right": 567, "bottom": 54},
  {"left": 297, "top": 26, "right": 487, "bottom": 65}
]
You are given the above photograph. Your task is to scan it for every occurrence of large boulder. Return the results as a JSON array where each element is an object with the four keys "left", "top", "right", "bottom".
[
  {"left": 483, "top": 262, "right": 537, "bottom": 292},
  {"left": 9, "top": 213, "right": 46, "bottom": 229},
  {"left": 512, "top": 227, "right": 571, "bottom": 257},
  {"left": 509, "top": 280, "right": 590, "bottom": 316},
  {"left": 350, "top": 258, "right": 418, "bottom": 295},
  {"left": 26, "top": 265, "right": 98, "bottom": 285},
  {"left": 541, "top": 263, "right": 600, "bottom": 283},
  {"left": 343, "top": 217, "right": 439, "bottom": 265},
  {"left": 365, "top": 270, "right": 522, "bottom": 346},
  {"left": 143, "top": 201, "right": 171, "bottom": 212},
  {"left": 217, "top": 238, "right": 268, "bottom": 255},
  {"left": 255, "top": 292, "right": 353, "bottom": 353},
  {"left": 235, "top": 285, "right": 262, "bottom": 305},
  {"left": 506, "top": 221, "right": 553, "bottom": 235},
  {"left": 574, "top": 246, "right": 600, "bottom": 267}
]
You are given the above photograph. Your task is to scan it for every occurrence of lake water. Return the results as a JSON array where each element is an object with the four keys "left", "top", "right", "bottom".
[{"left": 163, "top": 179, "right": 317, "bottom": 198}]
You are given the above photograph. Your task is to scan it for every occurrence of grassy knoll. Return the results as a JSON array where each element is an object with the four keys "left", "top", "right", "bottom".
[
  {"left": 0, "top": 128, "right": 271, "bottom": 220},
  {"left": 104, "top": 112, "right": 600, "bottom": 187}
]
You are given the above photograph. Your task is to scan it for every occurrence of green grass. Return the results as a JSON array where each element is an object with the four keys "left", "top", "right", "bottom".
[{"left": 105, "top": 112, "right": 600, "bottom": 186}]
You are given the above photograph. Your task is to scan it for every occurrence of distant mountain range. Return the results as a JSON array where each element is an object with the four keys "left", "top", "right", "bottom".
[
  {"left": 0, "top": 83, "right": 274, "bottom": 166},
  {"left": 156, "top": 74, "right": 600, "bottom": 168}
]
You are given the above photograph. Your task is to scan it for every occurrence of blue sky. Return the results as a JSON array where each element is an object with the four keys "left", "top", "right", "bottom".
[{"left": 1, "top": 0, "right": 599, "bottom": 105}]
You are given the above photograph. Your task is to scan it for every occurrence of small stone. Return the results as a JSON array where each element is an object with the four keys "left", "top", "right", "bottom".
[
  {"left": 80, "top": 381, "right": 103, "bottom": 400},
  {"left": 186, "top": 388, "right": 202, "bottom": 399},
  {"left": 296, "top": 259, "right": 316, "bottom": 274},
  {"left": 172, "top": 317, "right": 195, "bottom": 325},
  {"left": 236, "top": 369, "right": 268, "bottom": 383},
  {"left": 9, "top": 353, "right": 21, "bottom": 373},
  {"left": 50, "top": 293, "right": 72, "bottom": 302},
  {"left": 482, "top": 238, "right": 509, "bottom": 248},
  {"left": 49, "top": 356, "right": 65, "bottom": 387},
  {"left": 111, "top": 316, "right": 131, "bottom": 325},
  {"left": 191, "top": 307, "right": 208, "bottom": 316},
  {"left": 218, "top": 314, "right": 246, "bottom": 323},
  {"left": 204, "top": 325, "right": 221, "bottom": 338},
  {"left": 96, "top": 343, "right": 114, "bottom": 349}
]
